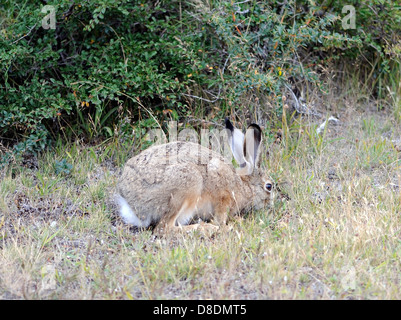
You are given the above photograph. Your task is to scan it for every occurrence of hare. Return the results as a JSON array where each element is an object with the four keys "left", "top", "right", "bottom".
[{"left": 116, "top": 119, "right": 272, "bottom": 233}]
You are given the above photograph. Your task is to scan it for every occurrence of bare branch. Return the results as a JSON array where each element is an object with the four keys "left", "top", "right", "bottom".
[{"left": 12, "top": 23, "right": 37, "bottom": 44}]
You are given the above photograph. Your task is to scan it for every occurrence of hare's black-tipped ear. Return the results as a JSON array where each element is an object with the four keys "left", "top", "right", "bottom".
[
  {"left": 243, "top": 123, "right": 262, "bottom": 170},
  {"left": 225, "top": 118, "right": 246, "bottom": 167},
  {"left": 225, "top": 118, "right": 234, "bottom": 131}
]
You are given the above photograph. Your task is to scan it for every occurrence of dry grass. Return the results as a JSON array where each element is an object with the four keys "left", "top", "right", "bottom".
[{"left": 1, "top": 98, "right": 401, "bottom": 299}]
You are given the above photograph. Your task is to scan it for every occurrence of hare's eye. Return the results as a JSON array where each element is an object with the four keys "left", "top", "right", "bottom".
[{"left": 265, "top": 182, "right": 272, "bottom": 192}]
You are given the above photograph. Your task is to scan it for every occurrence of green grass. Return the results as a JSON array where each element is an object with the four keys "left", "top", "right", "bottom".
[{"left": 1, "top": 103, "right": 401, "bottom": 299}]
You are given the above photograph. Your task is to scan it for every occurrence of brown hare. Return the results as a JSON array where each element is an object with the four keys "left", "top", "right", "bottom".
[{"left": 116, "top": 119, "right": 272, "bottom": 233}]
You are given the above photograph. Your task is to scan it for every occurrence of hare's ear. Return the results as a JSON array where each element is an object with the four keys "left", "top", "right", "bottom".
[
  {"left": 225, "top": 118, "right": 247, "bottom": 167},
  {"left": 243, "top": 124, "right": 262, "bottom": 171}
]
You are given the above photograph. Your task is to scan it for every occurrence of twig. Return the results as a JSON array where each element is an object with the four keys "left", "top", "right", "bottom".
[
  {"left": 316, "top": 116, "right": 339, "bottom": 135},
  {"left": 234, "top": 0, "right": 251, "bottom": 5},
  {"left": 221, "top": 54, "right": 230, "bottom": 75},
  {"left": 235, "top": 9, "right": 250, "bottom": 14},
  {"left": 284, "top": 83, "right": 320, "bottom": 116},
  {"left": 12, "top": 23, "right": 37, "bottom": 44},
  {"left": 182, "top": 54, "right": 230, "bottom": 103},
  {"left": 181, "top": 88, "right": 222, "bottom": 103},
  {"left": 100, "top": 22, "right": 127, "bottom": 72}
]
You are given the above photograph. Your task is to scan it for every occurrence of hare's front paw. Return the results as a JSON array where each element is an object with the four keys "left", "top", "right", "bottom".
[{"left": 178, "top": 222, "right": 220, "bottom": 236}]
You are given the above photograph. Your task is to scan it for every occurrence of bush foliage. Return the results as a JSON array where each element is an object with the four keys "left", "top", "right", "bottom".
[{"left": 1, "top": 0, "right": 400, "bottom": 164}]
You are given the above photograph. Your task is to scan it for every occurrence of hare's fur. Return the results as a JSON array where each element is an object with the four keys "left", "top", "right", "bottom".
[{"left": 117, "top": 121, "right": 271, "bottom": 232}]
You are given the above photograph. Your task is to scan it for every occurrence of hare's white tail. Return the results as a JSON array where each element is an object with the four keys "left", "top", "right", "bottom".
[{"left": 115, "top": 195, "right": 148, "bottom": 227}]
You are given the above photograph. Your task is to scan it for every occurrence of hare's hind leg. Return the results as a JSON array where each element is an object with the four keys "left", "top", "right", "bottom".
[
  {"left": 154, "top": 198, "right": 197, "bottom": 233},
  {"left": 154, "top": 198, "right": 219, "bottom": 235},
  {"left": 175, "top": 198, "right": 220, "bottom": 235},
  {"left": 210, "top": 193, "right": 232, "bottom": 226}
]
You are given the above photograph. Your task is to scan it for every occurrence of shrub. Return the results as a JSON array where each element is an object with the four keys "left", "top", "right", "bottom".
[{"left": 1, "top": 0, "right": 400, "bottom": 166}]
